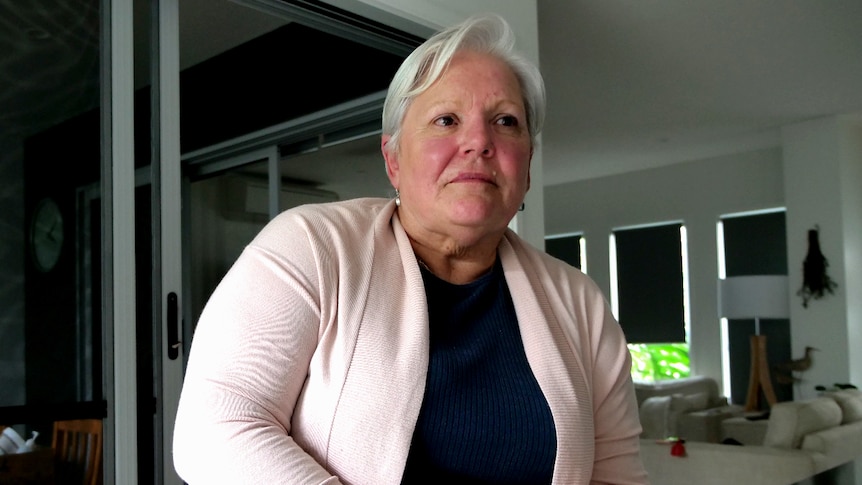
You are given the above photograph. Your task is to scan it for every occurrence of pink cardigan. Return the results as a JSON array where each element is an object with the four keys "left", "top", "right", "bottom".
[{"left": 173, "top": 198, "right": 647, "bottom": 484}]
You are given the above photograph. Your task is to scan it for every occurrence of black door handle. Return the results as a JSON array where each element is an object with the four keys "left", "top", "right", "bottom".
[{"left": 167, "top": 291, "right": 180, "bottom": 360}]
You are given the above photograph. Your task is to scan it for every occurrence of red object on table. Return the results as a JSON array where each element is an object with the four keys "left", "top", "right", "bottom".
[{"left": 670, "top": 439, "right": 687, "bottom": 457}]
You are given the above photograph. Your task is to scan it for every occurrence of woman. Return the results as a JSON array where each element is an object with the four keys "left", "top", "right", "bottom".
[{"left": 173, "top": 13, "right": 647, "bottom": 485}]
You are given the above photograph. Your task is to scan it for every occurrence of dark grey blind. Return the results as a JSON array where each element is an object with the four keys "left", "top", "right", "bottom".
[
  {"left": 615, "top": 223, "right": 685, "bottom": 343},
  {"left": 722, "top": 211, "right": 788, "bottom": 276},
  {"left": 545, "top": 234, "right": 582, "bottom": 269}
]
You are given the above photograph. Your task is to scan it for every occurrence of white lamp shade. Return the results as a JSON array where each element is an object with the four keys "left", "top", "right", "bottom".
[{"left": 719, "top": 275, "right": 790, "bottom": 319}]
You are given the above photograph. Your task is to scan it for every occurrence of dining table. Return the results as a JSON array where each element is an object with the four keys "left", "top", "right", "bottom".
[{"left": 0, "top": 446, "right": 55, "bottom": 484}]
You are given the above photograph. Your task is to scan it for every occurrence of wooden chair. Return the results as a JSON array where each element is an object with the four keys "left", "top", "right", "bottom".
[{"left": 52, "top": 419, "right": 103, "bottom": 485}]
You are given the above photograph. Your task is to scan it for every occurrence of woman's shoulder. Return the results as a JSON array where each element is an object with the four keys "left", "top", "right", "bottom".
[
  {"left": 249, "top": 197, "right": 392, "bottom": 252},
  {"left": 263, "top": 197, "right": 389, "bottom": 233},
  {"left": 283, "top": 197, "right": 390, "bottom": 222}
]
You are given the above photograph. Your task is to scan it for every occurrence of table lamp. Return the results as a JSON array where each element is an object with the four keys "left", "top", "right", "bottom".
[{"left": 719, "top": 275, "right": 790, "bottom": 411}]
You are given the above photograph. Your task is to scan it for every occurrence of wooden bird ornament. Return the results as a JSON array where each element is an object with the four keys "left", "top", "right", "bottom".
[{"left": 775, "top": 346, "right": 818, "bottom": 373}]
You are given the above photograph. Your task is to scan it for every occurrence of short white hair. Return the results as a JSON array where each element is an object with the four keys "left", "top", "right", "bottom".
[{"left": 381, "top": 13, "right": 546, "bottom": 154}]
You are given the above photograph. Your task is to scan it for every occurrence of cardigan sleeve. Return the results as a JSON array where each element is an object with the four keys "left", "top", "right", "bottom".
[
  {"left": 173, "top": 214, "right": 343, "bottom": 484},
  {"left": 588, "top": 296, "right": 649, "bottom": 485}
]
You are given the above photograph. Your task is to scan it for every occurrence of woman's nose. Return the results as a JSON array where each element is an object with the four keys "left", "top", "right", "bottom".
[{"left": 462, "top": 119, "right": 494, "bottom": 157}]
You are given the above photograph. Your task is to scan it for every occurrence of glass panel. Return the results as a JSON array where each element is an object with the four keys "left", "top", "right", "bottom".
[
  {"left": 0, "top": 0, "right": 105, "bottom": 482},
  {"left": 189, "top": 160, "right": 272, "bottom": 324},
  {"left": 629, "top": 343, "right": 691, "bottom": 382}
]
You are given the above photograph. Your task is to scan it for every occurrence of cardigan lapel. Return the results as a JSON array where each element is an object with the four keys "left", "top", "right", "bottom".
[
  {"left": 326, "top": 205, "right": 429, "bottom": 484},
  {"left": 499, "top": 234, "right": 595, "bottom": 484}
]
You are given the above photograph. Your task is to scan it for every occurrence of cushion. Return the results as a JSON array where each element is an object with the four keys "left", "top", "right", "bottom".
[
  {"left": 763, "top": 397, "right": 842, "bottom": 449},
  {"left": 638, "top": 393, "right": 710, "bottom": 439},
  {"left": 666, "top": 394, "right": 695, "bottom": 437},
  {"left": 639, "top": 395, "right": 671, "bottom": 439},
  {"left": 824, "top": 389, "right": 862, "bottom": 423},
  {"left": 679, "top": 391, "right": 710, "bottom": 411},
  {"left": 634, "top": 375, "right": 720, "bottom": 408}
]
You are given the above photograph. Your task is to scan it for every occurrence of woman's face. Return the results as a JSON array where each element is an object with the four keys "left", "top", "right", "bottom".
[{"left": 383, "top": 50, "right": 532, "bottom": 247}]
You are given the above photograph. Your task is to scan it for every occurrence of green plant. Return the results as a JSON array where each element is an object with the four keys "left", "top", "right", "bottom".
[{"left": 629, "top": 343, "right": 690, "bottom": 382}]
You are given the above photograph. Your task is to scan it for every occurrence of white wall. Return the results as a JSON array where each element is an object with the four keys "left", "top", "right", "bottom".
[
  {"left": 782, "top": 116, "right": 862, "bottom": 395},
  {"left": 840, "top": 118, "right": 862, "bottom": 390},
  {"left": 545, "top": 147, "right": 785, "bottom": 385}
]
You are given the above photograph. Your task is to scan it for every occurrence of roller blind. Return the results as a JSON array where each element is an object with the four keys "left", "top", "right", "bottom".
[
  {"left": 614, "top": 223, "right": 685, "bottom": 343},
  {"left": 545, "top": 234, "right": 582, "bottom": 269}
]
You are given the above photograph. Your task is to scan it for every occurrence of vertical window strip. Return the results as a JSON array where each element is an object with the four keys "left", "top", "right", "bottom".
[
  {"left": 609, "top": 233, "right": 619, "bottom": 321},
  {"left": 579, "top": 236, "right": 587, "bottom": 274}
]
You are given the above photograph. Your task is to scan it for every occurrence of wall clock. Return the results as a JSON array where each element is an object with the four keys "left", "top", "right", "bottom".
[{"left": 30, "top": 197, "right": 64, "bottom": 272}]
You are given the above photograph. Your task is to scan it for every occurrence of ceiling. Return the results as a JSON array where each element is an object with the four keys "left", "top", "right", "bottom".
[
  {"left": 215, "top": 0, "right": 862, "bottom": 196},
  {"left": 539, "top": 0, "right": 862, "bottom": 183},
  {"left": 3, "top": 0, "right": 862, "bottom": 200}
]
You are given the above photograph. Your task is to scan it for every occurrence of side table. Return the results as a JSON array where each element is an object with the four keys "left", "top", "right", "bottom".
[
  {"left": 677, "top": 405, "right": 744, "bottom": 443},
  {"left": 721, "top": 414, "right": 770, "bottom": 445}
]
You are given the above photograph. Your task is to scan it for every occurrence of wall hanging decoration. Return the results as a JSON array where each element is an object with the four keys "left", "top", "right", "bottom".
[{"left": 797, "top": 225, "right": 838, "bottom": 308}]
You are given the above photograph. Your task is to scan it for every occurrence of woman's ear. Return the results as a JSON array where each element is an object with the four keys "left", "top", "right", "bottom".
[{"left": 382, "top": 135, "right": 399, "bottom": 187}]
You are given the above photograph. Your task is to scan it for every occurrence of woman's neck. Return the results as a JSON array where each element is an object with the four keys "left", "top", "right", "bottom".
[{"left": 409, "top": 236, "right": 499, "bottom": 285}]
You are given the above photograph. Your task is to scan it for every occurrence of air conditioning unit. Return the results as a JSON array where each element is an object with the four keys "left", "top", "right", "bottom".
[{"left": 220, "top": 174, "right": 339, "bottom": 222}]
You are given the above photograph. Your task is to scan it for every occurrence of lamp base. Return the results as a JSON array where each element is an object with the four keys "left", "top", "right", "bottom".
[{"left": 745, "top": 334, "right": 778, "bottom": 412}]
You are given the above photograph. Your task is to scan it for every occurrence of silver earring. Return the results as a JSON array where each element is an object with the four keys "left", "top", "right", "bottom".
[
  {"left": 519, "top": 202, "right": 525, "bottom": 211},
  {"left": 395, "top": 189, "right": 401, "bottom": 207}
]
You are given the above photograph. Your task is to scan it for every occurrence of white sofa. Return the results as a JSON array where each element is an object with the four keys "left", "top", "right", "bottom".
[
  {"left": 634, "top": 375, "right": 742, "bottom": 443},
  {"left": 639, "top": 389, "right": 862, "bottom": 485}
]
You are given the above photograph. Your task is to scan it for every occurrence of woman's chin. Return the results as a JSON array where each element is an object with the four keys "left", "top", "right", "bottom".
[{"left": 447, "top": 199, "right": 512, "bottom": 229}]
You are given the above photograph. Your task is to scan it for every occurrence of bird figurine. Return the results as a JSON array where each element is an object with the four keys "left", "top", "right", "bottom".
[
  {"left": 775, "top": 346, "right": 819, "bottom": 373},
  {"left": 774, "top": 346, "right": 818, "bottom": 386}
]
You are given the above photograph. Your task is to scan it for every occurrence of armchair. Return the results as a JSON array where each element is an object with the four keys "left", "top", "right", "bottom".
[{"left": 634, "top": 375, "right": 743, "bottom": 442}]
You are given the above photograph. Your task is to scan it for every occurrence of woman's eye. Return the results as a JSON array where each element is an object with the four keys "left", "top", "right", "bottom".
[
  {"left": 496, "top": 115, "right": 519, "bottom": 127},
  {"left": 434, "top": 115, "right": 456, "bottom": 126}
]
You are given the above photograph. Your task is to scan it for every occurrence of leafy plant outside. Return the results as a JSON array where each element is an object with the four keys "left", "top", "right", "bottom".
[{"left": 629, "top": 343, "right": 690, "bottom": 382}]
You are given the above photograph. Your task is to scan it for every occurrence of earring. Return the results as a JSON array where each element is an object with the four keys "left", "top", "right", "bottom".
[
  {"left": 395, "top": 189, "right": 401, "bottom": 207},
  {"left": 519, "top": 202, "right": 525, "bottom": 211}
]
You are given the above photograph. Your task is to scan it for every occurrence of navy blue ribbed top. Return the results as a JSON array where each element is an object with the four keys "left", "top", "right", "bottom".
[{"left": 400, "top": 257, "right": 556, "bottom": 484}]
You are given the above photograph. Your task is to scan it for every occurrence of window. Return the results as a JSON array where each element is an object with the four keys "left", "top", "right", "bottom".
[
  {"left": 545, "top": 233, "right": 585, "bottom": 272},
  {"left": 611, "top": 222, "right": 690, "bottom": 381},
  {"left": 718, "top": 209, "right": 790, "bottom": 404}
]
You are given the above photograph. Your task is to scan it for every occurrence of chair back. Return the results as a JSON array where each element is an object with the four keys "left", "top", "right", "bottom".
[{"left": 52, "top": 419, "right": 103, "bottom": 485}]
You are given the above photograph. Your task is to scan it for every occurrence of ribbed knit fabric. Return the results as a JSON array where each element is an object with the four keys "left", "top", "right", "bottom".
[{"left": 401, "top": 258, "right": 557, "bottom": 484}]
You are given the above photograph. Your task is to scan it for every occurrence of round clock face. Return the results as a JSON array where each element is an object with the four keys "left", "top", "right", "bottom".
[{"left": 30, "top": 197, "right": 64, "bottom": 272}]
